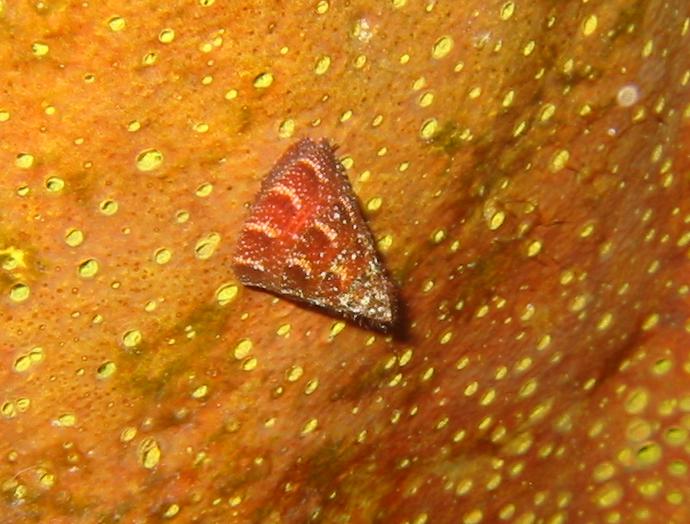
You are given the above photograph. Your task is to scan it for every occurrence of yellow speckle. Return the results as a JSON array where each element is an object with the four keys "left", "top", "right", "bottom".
[
  {"left": 97, "top": 361, "right": 117, "bottom": 379},
  {"left": 216, "top": 283, "right": 238, "bottom": 306},
  {"left": 153, "top": 248, "right": 172, "bottom": 265},
  {"left": 163, "top": 504, "right": 180, "bottom": 518},
  {"left": 0, "top": 110, "right": 10, "bottom": 122},
  {"left": 432, "top": 229, "right": 446, "bottom": 243},
  {"left": 195, "top": 182, "right": 213, "bottom": 197},
  {"left": 420, "top": 118, "right": 438, "bottom": 139},
  {"left": 642, "top": 39, "right": 653, "bottom": 57},
  {"left": 330, "top": 321, "right": 346, "bottom": 338},
  {"left": 636, "top": 442, "right": 662, "bottom": 466},
  {"left": 122, "top": 329, "right": 143, "bottom": 349},
  {"left": 55, "top": 413, "right": 76, "bottom": 427},
  {"left": 367, "top": 196, "right": 383, "bottom": 212},
  {"left": 550, "top": 149, "right": 570, "bottom": 172},
  {"left": 316, "top": 0, "right": 329, "bottom": 14},
  {"left": 9, "top": 283, "right": 30, "bottom": 302},
  {"left": 139, "top": 438, "right": 161, "bottom": 469},
  {"left": 502, "top": 90, "right": 515, "bottom": 107},
  {"left": 78, "top": 258, "right": 99, "bottom": 278},
  {"left": 500, "top": 1, "right": 515, "bottom": 20},
  {"left": 120, "top": 426, "right": 137, "bottom": 442},
  {"left": 579, "top": 223, "right": 595, "bottom": 238},
  {"left": 301, "top": 418, "right": 318, "bottom": 435},
  {"left": 540, "top": 103, "right": 556, "bottom": 121},
  {"left": 136, "top": 149, "right": 164, "bottom": 172},
  {"left": 314, "top": 55, "right": 331, "bottom": 75},
  {"left": 378, "top": 234, "right": 393, "bottom": 252},
  {"left": 65, "top": 228, "right": 84, "bottom": 247},
  {"left": 582, "top": 14, "right": 598, "bottom": 36},
  {"left": 523, "top": 40, "right": 535, "bottom": 56},
  {"left": 597, "top": 312, "right": 613, "bottom": 331},
  {"left": 159, "top": 28, "right": 175, "bottom": 44},
  {"left": 287, "top": 365, "right": 303, "bottom": 382},
  {"left": 468, "top": 86, "right": 482, "bottom": 99},
  {"left": 193, "top": 122, "right": 209, "bottom": 133},
  {"left": 253, "top": 72, "right": 274, "bottom": 89},
  {"left": 233, "top": 339, "right": 253, "bottom": 359},
  {"left": 32, "top": 42, "right": 49, "bottom": 57},
  {"left": 641, "top": 313, "right": 659, "bottom": 331},
  {"left": 224, "top": 89, "right": 238, "bottom": 100},
  {"left": 625, "top": 388, "right": 649, "bottom": 415},
  {"left": 195, "top": 232, "right": 221, "bottom": 260},
  {"left": 432, "top": 36, "right": 453, "bottom": 59},
  {"left": 15, "top": 153, "right": 34, "bottom": 169},
  {"left": 526, "top": 240, "right": 542, "bottom": 257},
  {"left": 419, "top": 92, "right": 434, "bottom": 107},
  {"left": 279, "top": 119, "right": 295, "bottom": 138},
  {"left": 108, "top": 16, "right": 126, "bottom": 31},
  {"left": 488, "top": 210, "right": 506, "bottom": 231},
  {"left": 99, "top": 199, "right": 118, "bottom": 215},
  {"left": 192, "top": 385, "right": 208, "bottom": 399},
  {"left": 596, "top": 482, "right": 623, "bottom": 508}
]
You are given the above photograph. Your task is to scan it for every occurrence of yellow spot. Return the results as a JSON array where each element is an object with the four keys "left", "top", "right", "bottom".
[
  {"left": 277, "top": 323, "right": 291, "bottom": 337},
  {"left": 253, "top": 72, "right": 274, "bottom": 89},
  {"left": 216, "top": 283, "right": 238, "bottom": 306},
  {"left": 159, "top": 28, "right": 176, "bottom": 44},
  {"left": 55, "top": 413, "right": 76, "bottom": 427},
  {"left": 15, "top": 153, "right": 34, "bottom": 169},
  {"left": 195, "top": 232, "right": 221, "bottom": 259},
  {"left": 582, "top": 14, "right": 598, "bottom": 36},
  {"left": 108, "top": 16, "right": 126, "bottom": 31},
  {"left": 641, "top": 39, "right": 653, "bottom": 57},
  {"left": 65, "top": 228, "right": 84, "bottom": 247},
  {"left": 420, "top": 118, "right": 438, "bottom": 139},
  {"left": 191, "top": 385, "right": 208, "bottom": 399},
  {"left": 597, "top": 312, "right": 613, "bottom": 331},
  {"left": 593, "top": 461, "right": 616, "bottom": 482},
  {"left": 120, "top": 426, "right": 137, "bottom": 442},
  {"left": 99, "top": 199, "right": 118, "bottom": 215},
  {"left": 432, "top": 36, "right": 453, "bottom": 59},
  {"left": 136, "top": 148, "right": 164, "bottom": 172},
  {"left": 314, "top": 55, "right": 331, "bottom": 75},
  {"left": 523, "top": 40, "right": 535, "bottom": 56},
  {"left": 9, "top": 283, "right": 30, "bottom": 302},
  {"left": 550, "top": 149, "right": 570, "bottom": 172},
  {"left": 301, "top": 418, "right": 318, "bottom": 435},
  {"left": 540, "top": 103, "right": 556, "bottom": 121},
  {"left": 139, "top": 438, "right": 161, "bottom": 469},
  {"left": 316, "top": 0, "right": 329, "bottom": 14},
  {"left": 78, "top": 259, "right": 99, "bottom": 278},
  {"left": 287, "top": 365, "right": 303, "bottom": 382},
  {"left": 330, "top": 321, "right": 346, "bottom": 338},
  {"left": 527, "top": 240, "right": 542, "bottom": 257},
  {"left": 233, "top": 339, "right": 253, "bottom": 359},
  {"left": 419, "top": 92, "right": 434, "bottom": 107},
  {"left": 392, "top": 0, "right": 407, "bottom": 7},
  {"left": 122, "top": 329, "right": 143, "bottom": 349},
  {"left": 367, "top": 196, "right": 383, "bottom": 212},
  {"left": 500, "top": 1, "right": 515, "bottom": 20},
  {"left": 641, "top": 313, "right": 658, "bottom": 331},
  {"left": 97, "top": 361, "right": 117, "bottom": 379},
  {"left": 488, "top": 211, "right": 505, "bottom": 231},
  {"left": 636, "top": 442, "right": 662, "bottom": 466},
  {"left": 0, "top": 110, "right": 10, "bottom": 122},
  {"left": 596, "top": 483, "right": 622, "bottom": 508},
  {"left": 32, "top": 42, "right": 49, "bottom": 57},
  {"left": 625, "top": 388, "right": 648, "bottom": 414},
  {"left": 153, "top": 248, "right": 172, "bottom": 265},
  {"left": 163, "top": 504, "right": 180, "bottom": 518},
  {"left": 371, "top": 235, "right": 392, "bottom": 256},
  {"left": 278, "top": 119, "right": 295, "bottom": 138},
  {"left": 502, "top": 90, "right": 515, "bottom": 107},
  {"left": 224, "top": 89, "right": 238, "bottom": 100},
  {"left": 195, "top": 182, "right": 213, "bottom": 197},
  {"left": 468, "top": 86, "right": 482, "bottom": 99},
  {"left": 432, "top": 229, "right": 446, "bottom": 243}
]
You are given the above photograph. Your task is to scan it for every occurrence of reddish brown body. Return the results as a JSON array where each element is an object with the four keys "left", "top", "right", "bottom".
[{"left": 232, "top": 138, "right": 397, "bottom": 330}]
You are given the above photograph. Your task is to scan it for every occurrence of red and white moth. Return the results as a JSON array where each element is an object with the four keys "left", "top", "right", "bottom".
[{"left": 232, "top": 138, "right": 397, "bottom": 331}]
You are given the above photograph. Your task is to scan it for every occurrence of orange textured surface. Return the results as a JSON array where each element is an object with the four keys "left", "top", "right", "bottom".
[{"left": 1, "top": 0, "right": 690, "bottom": 523}]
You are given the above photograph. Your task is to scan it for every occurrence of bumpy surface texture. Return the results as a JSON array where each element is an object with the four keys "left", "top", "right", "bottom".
[{"left": 1, "top": 1, "right": 689, "bottom": 523}]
